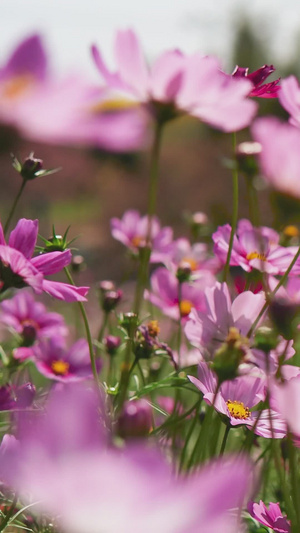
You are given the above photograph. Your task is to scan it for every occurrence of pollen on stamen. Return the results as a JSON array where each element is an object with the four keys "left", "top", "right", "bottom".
[
  {"left": 246, "top": 251, "right": 267, "bottom": 262},
  {"left": 182, "top": 257, "right": 198, "bottom": 271},
  {"left": 131, "top": 235, "right": 146, "bottom": 249},
  {"left": 226, "top": 399, "right": 250, "bottom": 420},
  {"left": 51, "top": 360, "right": 70, "bottom": 376},
  {"left": 179, "top": 299, "right": 193, "bottom": 317}
]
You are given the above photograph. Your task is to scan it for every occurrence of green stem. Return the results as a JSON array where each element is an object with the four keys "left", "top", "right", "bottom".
[
  {"left": 4, "top": 179, "right": 26, "bottom": 236},
  {"left": 219, "top": 424, "right": 230, "bottom": 456},
  {"left": 133, "top": 121, "right": 163, "bottom": 315},
  {"left": 247, "top": 242, "right": 300, "bottom": 337},
  {"left": 179, "top": 399, "right": 202, "bottom": 471},
  {"left": 223, "top": 132, "right": 239, "bottom": 283},
  {"left": 64, "top": 268, "right": 99, "bottom": 387},
  {"left": 98, "top": 312, "right": 109, "bottom": 344}
]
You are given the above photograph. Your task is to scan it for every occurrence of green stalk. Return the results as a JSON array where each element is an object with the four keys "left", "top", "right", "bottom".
[
  {"left": 179, "top": 399, "right": 202, "bottom": 471},
  {"left": 219, "top": 424, "right": 230, "bottom": 456},
  {"left": 133, "top": 121, "right": 164, "bottom": 315},
  {"left": 0, "top": 494, "right": 18, "bottom": 532},
  {"left": 223, "top": 132, "right": 239, "bottom": 283},
  {"left": 247, "top": 242, "right": 300, "bottom": 337},
  {"left": 64, "top": 267, "right": 99, "bottom": 387},
  {"left": 4, "top": 179, "right": 26, "bottom": 236}
]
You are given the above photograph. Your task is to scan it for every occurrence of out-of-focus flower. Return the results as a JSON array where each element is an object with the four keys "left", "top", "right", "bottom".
[
  {"left": 0, "top": 384, "right": 253, "bottom": 533},
  {"left": 0, "top": 289, "right": 68, "bottom": 348},
  {"left": 273, "top": 376, "right": 300, "bottom": 437},
  {"left": 92, "top": 28, "right": 257, "bottom": 131},
  {"left": 0, "top": 383, "right": 35, "bottom": 411},
  {"left": 0, "top": 34, "right": 147, "bottom": 152},
  {"left": 278, "top": 75, "right": 300, "bottom": 129},
  {"left": 232, "top": 65, "right": 280, "bottom": 98},
  {"left": 248, "top": 500, "right": 290, "bottom": 532},
  {"left": 32, "top": 337, "right": 99, "bottom": 382},
  {"left": 252, "top": 116, "right": 300, "bottom": 199},
  {"left": 163, "top": 238, "right": 220, "bottom": 275},
  {"left": 111, "top": 210, "right": 173, "bottom": 263},
  {"left": 0, "top": 218, "right": 89, "bottom": 302},
  {"left": 189, "top": 362, "right": 286, "bottom": 438},
  {"left": 145, "top": 267, "right": 215, "bottom": 321},
  {"left": 117, "top": 399, "right": 153, "bottom": 438},
  {"left": 213, "top": 219, "right": 300, "bottom": 275},
  {"left": 185, "top": 281, "right": 265, "bottom": 358}
]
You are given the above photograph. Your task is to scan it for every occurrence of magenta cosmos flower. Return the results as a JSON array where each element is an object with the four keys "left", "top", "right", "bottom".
[
  {"left": 188, "top": 362, "right": 286, "bottom": 438},
  {"left": 0, "top": 289, "right": 68, "bottom": 346},
  {"left": 32, "top": 337, "right": 98, "bottom": 382},
  {"left": 92, "top": 28, "right": 257, "bottom": 132},
  {"left": 252, "top": 116, "right": 300, "bottom": 199},
  {"left": 145, "top": 267, "right": 215, "bottom": 321},
  {"left": 163, "top": 237, "right": 221, "bottom": 275},
  {"left": 232, "top": 64, "right": 280, "bottom": 98},
  {"left": 185, "top": 281, "right": 265, "bottom": 357},
  {"left": 0, "top": 384, "right": 252, "bottom": 533},
  {"left": 213, "top": 219, "right": 300, "bottom": 275},
  {"left": 111, "top": 210, "right": 173, "bottom": 263},
  {"left": 0, "top": 218, "right": 88, "bottom": 302},
  {"left": 248, "top": 501, "right": 290, "bottom": 532},
  {"left": 0, "top": 34, "right": 147, "bottom": 152}
]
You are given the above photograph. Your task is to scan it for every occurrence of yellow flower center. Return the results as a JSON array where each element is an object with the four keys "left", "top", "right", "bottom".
[
  {"left": 179, "top": 300, "right": 193, "bottom": 317},
  {"left": 246, "top": 251, "right": 267, "bottom": 261},
  {"left": 226, "top": 400, "right": 250, "bottom": 420},
  {"left": 147, "top": 320, "right": 160, "bottom": 337},
  {"left": 51, "top": 360, "right": 70, "bottom": 376},
  {"left": 90, "top": 97, "right": 139, "bottom": 114},
  {"left": 1, "top": 74, "right": 34, "bottom": 100},
  {"left": 131, "top": 235, "right": 145, "bottom": 248},
  {"left": 182, "top": 257, "right": 198, "bottom": 271},
  {"left": 283, "top": 225, "right": 299, "bottom": 238}
]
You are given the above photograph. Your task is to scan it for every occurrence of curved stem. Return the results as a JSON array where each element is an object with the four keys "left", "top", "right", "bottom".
[
  {"left": 4, "top": 179, "right": 26, "bottom": 236},
  {"left": 64, "top": 267, "right": 99, "bottom": 387},
  {"left": 223, "top": 132, "right": 239, "bottom": 283}
]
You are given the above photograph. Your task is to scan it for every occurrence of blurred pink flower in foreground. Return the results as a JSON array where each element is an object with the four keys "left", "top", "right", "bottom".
[
  {"left": 252, "top": 117, "right": 300, "bottom": 199},
  {"left": 92, "top": 28, "right": 257, "bottom": 131},
  {"left": 0, "top": 384, "right": 252, "bottom": 533},
  {"left": 0, "top": 218, "right": 89, "bottom": 302},
  {"left": 0, "top": 34, "right": 147, "bottom": 151}
]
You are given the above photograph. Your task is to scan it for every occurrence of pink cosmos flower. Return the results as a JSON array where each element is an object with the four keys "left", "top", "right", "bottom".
[
  {"left": 213, "top": 219, "right": 300, "bottom": 275},
  {"left": 145, "top": 267, "right": 215, "bottom": 321},
  {"left": 32, "top": 337, "right": 98, "bottom": 382},
  {"left": 0, "top": 218, "right": 88, "bottom": 302},
  {"left": 272, "top": 376, "right": 300, "bottom": 437},
  {"left": 278, "top": 75, "right": 300, "bottom": 129},
  {"left": 248, "top": 500, "right": 290, "bottom": 532},
  {"left": 0, "top": 384, "right": 252, "bottom": 533},
  {"left": 188, "top": 362, "right": 286, "bottom": 438},
  {"left": 0, "top": 290, "right": 68, "bottom": 349},
  {"left": 111, "top": 210, "right": 173, "bottom": 263},
  {"left": 232, "top": 65, "right": 280, "bottom": 98},
  {"left": 163, "top": 237, "right": 220, "bottom": 275},
  {"left": 0, "top": 34, "right": 147, "bottom": 152},
  {"left": 185, "top": 281, "right": 265, "bottom": 358},
  {"left": 92, "top": 28, "right": 257, "bottom": 132},
  {"left": 252, "top": 117, "right": 300, "bottom": 199}
]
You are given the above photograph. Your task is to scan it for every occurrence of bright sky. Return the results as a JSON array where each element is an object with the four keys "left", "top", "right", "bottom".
[{"left": 1, "top": 0, "right": 299, "bottom": 78}]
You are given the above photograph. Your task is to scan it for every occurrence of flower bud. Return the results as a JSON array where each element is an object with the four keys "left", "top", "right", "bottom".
[
  {"left": 119, "top": 312, "right": 139, "bottom": 335},
  {"left": 104, "top": 335, "right": 121, "bottom": 356},
  {"left": 22, "top": 323, "right": 37, "bottom": 346},
  {"left": 12, "top": 152, "right": 60, "bottom": 181},
  {"left": 71, "top": 254, "right": 86, "bottom": 273},
  {"left": 117, "top": 399, "right": 152, "bottom": 438},
  {"left": 176, "top": 261, "right": 192, "bottom": 283},
  {"left": 236, "top": 142, "right": 262, "bottom": 177},
  {"left": 254, "top": 326, "right": 279, "bottom": 353},
  {"left": 211, "top": 327, "right": 249, "bottom": 383},
  {"left": 15, "top": 383, "right": 36, "bottom": 408},
  {"left": 269, "top": 300, "right": 299, "bottom": 340}
]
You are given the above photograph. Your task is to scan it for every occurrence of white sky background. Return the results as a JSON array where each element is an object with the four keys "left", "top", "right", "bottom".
[{"left": 1, "top": 0, "right": 300, "bottom": 79}]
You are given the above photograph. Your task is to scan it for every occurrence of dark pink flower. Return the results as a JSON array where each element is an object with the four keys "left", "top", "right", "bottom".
[
  {"left": 232, "top": 65, "right": 280, "bottom": 98},
  {"left": 248, "top": 500, "right": 290, "bottom": 532},
  {"left": 145, "top": 267, "right": 215, "bottom": 321},
  {"left": 111, "top": 210, "right": 173, "bottom": 263},
  {"left": 213, "top": 219, "right": 300, "bottom": 275},
  {"left": 0, "top": 218, "right": 89, "bottom": 302},
  {"left": 0, "top": 290, "right": 68, "bottom": 349},
  {"left": 33, "top": 338, "right": 99, "bottom": 382}
]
